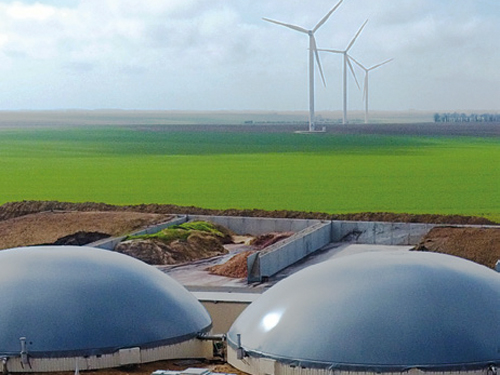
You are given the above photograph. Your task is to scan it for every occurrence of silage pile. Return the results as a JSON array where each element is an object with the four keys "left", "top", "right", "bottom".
[
  {"left": 208, "top": 251, "right": 256, "bottom": 278},
  {"left": 415, "top": 226, "right": 500, "bottom": 269},
  {"left": 115, "top": 221, "right": 233, "bottom": 265},
  {"left": 208, "top": 231, "right": 294, "bottom": 278},
  {"left": 0, "top": 211, "right": 171, "bottom": 250}
]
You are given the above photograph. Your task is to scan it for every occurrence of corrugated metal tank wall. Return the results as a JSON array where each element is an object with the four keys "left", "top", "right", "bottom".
[
  {"left": 5, "top": 339, "right": 213, "bottom": 372},
  {"left": 228, "top": 346, "right": 494, "bottom": 375}
]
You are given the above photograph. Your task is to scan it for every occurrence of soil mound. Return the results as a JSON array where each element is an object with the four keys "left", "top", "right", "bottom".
[
  {"left": 51, "top": 231, "right": 110, "bottom": 246},
  {"left": 115, "top": 234, "right": 228, "bottom": 265},
  {"left": 415, "top": 226, "right": 500, "bottom": 269},
  {"left": 250, "top": 232, "right": 294, "bottom": 250},
  {"left": 115, "top": 222, "right": 231, "bottom": 265},
  {"left": 0, "top": 211, "right": 171, "bottom": 250},
  {"left": 207, "top": 232, "right": 294, "bottom": 278},
  {"left": 208, "top": 250, "right": 256, "bottom": 278}
]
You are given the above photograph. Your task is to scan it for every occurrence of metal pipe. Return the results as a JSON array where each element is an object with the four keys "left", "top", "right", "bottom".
[
  {"left": 19, "top": 337, "right": 28, "bottom": 366},
  {"left": 196, "top": 333, "right": 226, "bottom": 342},
  {"left": 236, "top": 334, "right": 245, "bottom": 360},
  {"left": 2, "top": 357, "right": 8, "bottom": 375}
]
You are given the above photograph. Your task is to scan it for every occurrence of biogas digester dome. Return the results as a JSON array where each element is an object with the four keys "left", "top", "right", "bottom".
[
  {"left": 0, "top": 246, "right": 212, "bottom": 371},
  {"left": 228, "top": 251, "right": 500, "bottom": 374}
]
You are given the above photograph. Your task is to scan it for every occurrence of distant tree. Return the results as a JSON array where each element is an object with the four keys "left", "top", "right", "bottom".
[{"left": 434, "top": 112, "right": 499, "bottom": 123}]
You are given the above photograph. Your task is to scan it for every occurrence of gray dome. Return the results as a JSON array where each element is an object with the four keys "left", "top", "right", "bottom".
[
  {"left": 0, "top": 246, "right": 211, "bottom": 357},
  {"left": 228, "top": 251, "right": 500, "bottom": 371}
]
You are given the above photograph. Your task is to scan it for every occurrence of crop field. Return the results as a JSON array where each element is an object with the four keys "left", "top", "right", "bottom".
[{"left": 0, "top": 121, "right": 498, "bottom": 221}]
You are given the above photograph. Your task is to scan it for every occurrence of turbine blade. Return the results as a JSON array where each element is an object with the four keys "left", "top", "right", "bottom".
[
  {"left": 368, "top": 58, "right": 394, "bottom": 71},
  {"left": 347, "top": 56, "right": 360, "bottom": 90},
  {"left": 317, "top": 48, "right": 344, "bottom": 54},
  {"left": 349, "top": 55, "right": 367, "bottom": 71},
  {"left": 346, "top": 19, "right": 368, "bottom": 51},
  {"left": 262, "top": 17, "right": 309, "bottom": 34},
  {"left": 313, "top": 0, "right": 343, "bottom": 32},
  {"left": 312, "top": 37, "right": 327, "bottom": 87}
]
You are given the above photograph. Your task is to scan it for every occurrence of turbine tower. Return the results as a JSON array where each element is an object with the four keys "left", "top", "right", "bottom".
[
  {"left": 351, "top": 57, "right": 393, "bottom": 123},
  {"left": 263, "top": 0, "right": 343, "bottom": 132},
  {"left": 319, "top": 19, "right": 368, "bottom": 124}
]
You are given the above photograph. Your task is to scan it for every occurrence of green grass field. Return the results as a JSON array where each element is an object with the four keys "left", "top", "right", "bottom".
[{"left": 0, "top": 126, "right": 498, "bottom": 221}]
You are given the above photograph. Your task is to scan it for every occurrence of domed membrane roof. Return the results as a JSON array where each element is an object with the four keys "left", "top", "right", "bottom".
[
  {"left": 0, "top": 246, "right": 211, "bottom": 357},
  {"left": 228, "top": 251, "right": 500, "bottom": 371}
]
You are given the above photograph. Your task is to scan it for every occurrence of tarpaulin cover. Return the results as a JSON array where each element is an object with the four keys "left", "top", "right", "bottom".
[
  {"left": 228, "top": 251, "right": 500, "bottom": 371},
  {"left": 0, "top": 246, "right": 211, "bottom": 357}
]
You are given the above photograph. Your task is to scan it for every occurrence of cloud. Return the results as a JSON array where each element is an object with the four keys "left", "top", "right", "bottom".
[{"left": 0, "top": 0, "right": 497, "bottom": 111}]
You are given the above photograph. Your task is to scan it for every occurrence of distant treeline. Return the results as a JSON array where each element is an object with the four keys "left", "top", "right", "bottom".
[{"left": 434, "top": 112, "right": 500, "bottom": 122}]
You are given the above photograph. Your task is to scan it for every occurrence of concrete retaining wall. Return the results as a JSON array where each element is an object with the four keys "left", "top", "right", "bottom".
[
  {"left": 248, "top": 221, "right": 332, "bottom": 282},
  {"left": 331, "top": 220, "right": 437, "bottom": 245},
  {"left": 90, "top": 215, "right": 187, "bottom": 250},
  {"left": 187, "top": 215, "right": 324, "bottom": 236}
]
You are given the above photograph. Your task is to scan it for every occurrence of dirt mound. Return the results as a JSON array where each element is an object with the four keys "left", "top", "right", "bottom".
[
  {"left": 0, "top": 200, "right": 496, "bottom": 225},
  {"left": 250, "top": 232, "right": 294, "bottom": 250},
  {"left": 415, "top": 226, "right": 500, "bottom": 269},
  {"left": 0, "top": 211, "right": 171, "bottom": 250},
  {"left": 208, "top": 232, "right": 293, "bottom": 278},
  {"left": 208, "top": 250, "right": 256, "bottom": 278},
  {"left": 115, "top": 227, "right": 229, "bottom": 265},
  {"left": 51, "top": 231, "right": 110, "bottom": 246}
]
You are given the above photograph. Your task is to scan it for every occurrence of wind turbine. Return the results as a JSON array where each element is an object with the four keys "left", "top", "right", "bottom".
[
  {"left": 319, "top": 19, "right": 368, "bottom": 124},
  {"left": 351, "top": 56, "right": 393, "bottom": 123},
  {"left": 263, "top": 0, "right": 343, "bottom": 132}
]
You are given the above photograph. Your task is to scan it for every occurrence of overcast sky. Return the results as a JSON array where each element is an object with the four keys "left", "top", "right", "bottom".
[{"left": 0, "top": 0, "right": 498, "bottom": 112}]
